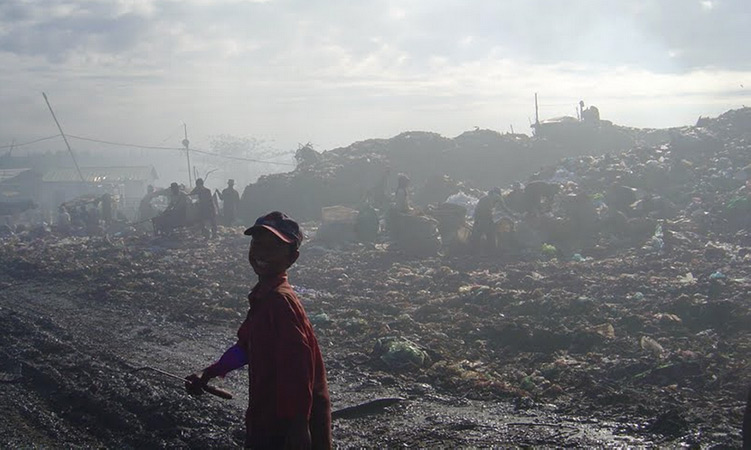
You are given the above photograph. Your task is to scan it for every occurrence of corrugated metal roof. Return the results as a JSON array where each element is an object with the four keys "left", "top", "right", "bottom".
[
  {"left": 0, "top": 168, "right": 33, "bottom": 183},
  {"left": 42, "top": 166, "right": 158, "bottom": 183}
]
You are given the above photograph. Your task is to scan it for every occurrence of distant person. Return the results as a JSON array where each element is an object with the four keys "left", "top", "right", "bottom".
[
  {"left": 99, "top": 193, "right": 113, "bottom": 227},
  {"left": 191, "top": 178, "right": 217, "bottom": 239},
  {"left": 185, "top": 211, "right": 332, "bottom": 449},
  {"left": 471, "top": 187, "right": 510, "bottom": 252},
  {"left": 166, "top": 182, "right": 188, "bottom": 213},
  {"left": 355, "top": 202, "right": 379, "bottom": 243},
  {"left": 395, "top": 173, "right": 411, "bottom": 212},
  {"left": 580, "top": 100, "right": 600, "bottom": 123},
  {"left": 152, "top": 183, "right": 188, "bottom": 235},
  {"left": 138, "top": 185, "right": 158, "bottom": 221},
  {"left": 215, "top": 179, "right": 240, "bottom": 226},
  {"left": 56, "top": 206, "right": 71, "bottom": 234}
]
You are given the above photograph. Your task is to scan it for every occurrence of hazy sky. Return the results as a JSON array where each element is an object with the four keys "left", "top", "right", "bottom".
[{"left": 1, "top": 0, "right": 750, "bottom": 158}]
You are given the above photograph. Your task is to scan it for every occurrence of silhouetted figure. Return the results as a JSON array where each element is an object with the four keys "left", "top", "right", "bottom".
[
  {"left": 216, "top": 179, "right": 240, "bottom": 226},
  {"left": 580, "top": 100, "right": 600, "bottom": 122},
  {"left": 471, "top": 188, "right": 504, "bottom": 252},
  {"left": 154, "top": 182, "right": 188, "bottom": 235},
  {"left": 192, "top": 178, "right": 217, "bottom": 239},
  {"left": 355, "top": 203, "right": 379, "bottom": 243},
  {"left": 395, "top": 174, "right": 411, "bottom": 213},
  {"left": 138, "top": 185, "right": 158, "bottom": 221},
  {"left": 167, "top": 182, "right": 188, "bottom": 212},
  {"left": 99, "top": 193, "right": 113, "bottom": 227},
  {"left": 56, "top": 206, "right": 71, "bottom": 234}
]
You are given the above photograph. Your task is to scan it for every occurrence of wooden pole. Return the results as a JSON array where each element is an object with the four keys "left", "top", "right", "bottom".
[
  {"left": 182, "top": 123, "right": 192, "bottom": 188},
  {"left": 42, "top": 92, "right": 85, "bottom": 182},
  {"left": 534, "top": 93, "right": 539, "bottom": 126}
]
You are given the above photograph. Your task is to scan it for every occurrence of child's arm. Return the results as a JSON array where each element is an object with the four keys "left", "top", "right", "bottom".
[
  {"left": 186, "top": 343, "right": 247, "bottom": 396},
  {"left": 203, "top": 343, "right": 248, "bottom": 378}
]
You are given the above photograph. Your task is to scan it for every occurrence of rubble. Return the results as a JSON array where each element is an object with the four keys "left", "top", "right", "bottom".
[
  {"left": 239, "top": 124, "right": 657, "bottom": 222},
  {"left": 1, "top": 108, "right": 751, "bottom": 446}
]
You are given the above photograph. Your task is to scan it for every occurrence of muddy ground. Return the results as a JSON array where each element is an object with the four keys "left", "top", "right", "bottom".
[{"left": 0, "top": 227, "right": 747, "bottom": 448}]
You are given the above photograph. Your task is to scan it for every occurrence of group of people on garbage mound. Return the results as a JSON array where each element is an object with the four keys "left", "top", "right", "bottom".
[{"left": 143, "top": 178, "right": 240, "bottom": 238}]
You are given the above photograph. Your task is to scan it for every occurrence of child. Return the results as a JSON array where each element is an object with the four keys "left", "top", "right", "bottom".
[{"left": 186, "top": 211, "right": 332, "bottom": 449}]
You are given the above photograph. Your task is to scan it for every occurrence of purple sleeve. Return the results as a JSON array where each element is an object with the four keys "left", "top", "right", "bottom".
[{"left": 204, "top": 343, "right": 248, "bottom": 378}]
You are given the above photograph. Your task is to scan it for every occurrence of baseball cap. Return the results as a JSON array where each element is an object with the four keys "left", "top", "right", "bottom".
[{"left": 244, "top": 211, "right": 303, "bottom": 248}]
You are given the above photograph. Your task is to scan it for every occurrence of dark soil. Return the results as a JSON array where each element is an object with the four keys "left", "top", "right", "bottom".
[{"left": 0, "top": 229, "right": 746, "bottom": 447}]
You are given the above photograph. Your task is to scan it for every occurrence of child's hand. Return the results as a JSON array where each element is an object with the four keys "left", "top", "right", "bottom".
[{"left": 185, "top": 372, "right": 209, "bottom": 396}]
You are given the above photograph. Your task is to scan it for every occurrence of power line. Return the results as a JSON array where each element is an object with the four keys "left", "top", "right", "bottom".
[
  {"left": 66, "top": 134, "right": 296, "bottom": 166},
  {"left": 0, "top": 135, "right": 61, "bottom": 149},
  {"left": 67, "top": 134, "right": 183, "bottom": 151},
  {"left": 3, "top": 132, "right": 297, "bottom": 166},
  {"left": 188, "top": 147, "right": 296, "bottom": 166}
]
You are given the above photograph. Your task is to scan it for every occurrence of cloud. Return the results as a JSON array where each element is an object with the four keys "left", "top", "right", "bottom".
[
  {"left": 0, "top": 0, "right": 749, "bottom": 154},
  {"left": 3, "top": 1, "right": 749, "bottom": 71},
  {"left": 0, "top": 2, "right": 150, "bottom": 63}
]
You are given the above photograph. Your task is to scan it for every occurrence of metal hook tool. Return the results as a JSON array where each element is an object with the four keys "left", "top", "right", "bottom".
[{"left": 133, "top": 365, "right": 233, "bottom": 400}]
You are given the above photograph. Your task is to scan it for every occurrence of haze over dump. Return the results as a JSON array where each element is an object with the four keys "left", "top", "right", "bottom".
[{"left": 1, "top": 0, "right": 750, "bottom": 160}]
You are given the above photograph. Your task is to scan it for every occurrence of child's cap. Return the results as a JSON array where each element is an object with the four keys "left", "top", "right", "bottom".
[{"left": 244, "top": 211, "right": 303, "bottom": 248}]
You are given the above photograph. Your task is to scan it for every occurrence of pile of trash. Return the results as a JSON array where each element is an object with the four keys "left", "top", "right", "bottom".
[
  {"left": 1, "top": 108, "right": 750, "bottom": 446},
  {"left": 239, "top": 123, "right": 654, "bottom": 222},
  {"left": 0, "top": 231, "right": 253, "bottom": 323},
  {"left": 521, "top": 107, "right": 751, "bottom": 247}
]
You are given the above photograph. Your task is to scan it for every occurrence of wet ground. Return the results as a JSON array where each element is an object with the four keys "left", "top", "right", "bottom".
[{"left": 0, "top": 230, "right": 747, "bottom": 447}]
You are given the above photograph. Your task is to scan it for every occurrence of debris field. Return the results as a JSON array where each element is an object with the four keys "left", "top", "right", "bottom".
[{"left": 1, "top": 108, "right": 751, "bottom": 447}]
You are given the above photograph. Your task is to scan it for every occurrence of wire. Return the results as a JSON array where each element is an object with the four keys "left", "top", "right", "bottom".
[
  {"left": 67, "top": 134, "right": 182, "bottom": 150},
  {"left": 0, "top": 135, "right": 61, "bottom": 149},
  {"left": 66, "top": 134, "right": 296, "bottom": 166},
  {"left": 3, "top": 133, "right": 297, "bottom": 166},
  {"left": 155, "top": 124, "right": 185, "bottom": 145},
  {"left": 189, "top": 147, "right": 296, "bottom": 166}
]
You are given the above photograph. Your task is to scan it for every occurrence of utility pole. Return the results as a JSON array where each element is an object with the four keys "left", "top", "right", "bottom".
[
  {"left": 534, "top": 93, "right": 540, "bottom": 127},
  {"left": 182, "top": 123, "right": 192, "bottom": 188},
  {"left": 43, "top": 92, "right": 85, "bottom": 182}
]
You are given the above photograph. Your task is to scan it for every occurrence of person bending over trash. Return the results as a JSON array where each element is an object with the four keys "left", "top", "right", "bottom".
[
  {"left": 186, "top": 211, "right": 332, "bottom": 449},
  {"left": 471, "top": 187, "right": 513, "bottom": 252}
]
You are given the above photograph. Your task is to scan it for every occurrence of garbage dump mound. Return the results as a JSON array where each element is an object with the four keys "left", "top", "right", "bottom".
[
  {"left": 1, "top": 108, "right": 750, "bottom": 447},
  {"left": 240, "top": 119, "right": 654, "bottom": 222}
]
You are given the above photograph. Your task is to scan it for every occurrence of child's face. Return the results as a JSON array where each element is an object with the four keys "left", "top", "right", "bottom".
[{"left": 248, "top": 228, "right": 298, "bottom": 277}]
